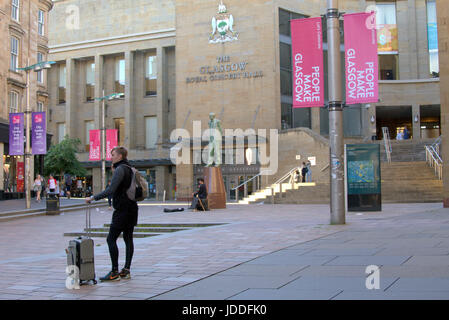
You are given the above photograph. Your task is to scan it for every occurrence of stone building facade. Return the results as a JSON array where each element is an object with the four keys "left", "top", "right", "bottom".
[
  {"left": 0, "top": 0, "right": 53, "bottom": 199},
  {"left": 46, "top": 0, "right": 441, "bottom": 201}
]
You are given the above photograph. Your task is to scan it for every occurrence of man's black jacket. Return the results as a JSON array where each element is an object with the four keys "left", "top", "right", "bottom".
[
  {"left": 195, "top": 183, "right": 207, "bottom": 199},
  {"left": 93, "top": 159, "right": 138, "bottom": 229}
]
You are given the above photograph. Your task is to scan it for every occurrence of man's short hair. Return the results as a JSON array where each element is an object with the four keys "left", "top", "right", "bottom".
[
  {"left": 198, "top": 178, "right": 204, "bottom": 183},
  {"left": 112, "top": 146, "right": 128, "bottom": 160}
]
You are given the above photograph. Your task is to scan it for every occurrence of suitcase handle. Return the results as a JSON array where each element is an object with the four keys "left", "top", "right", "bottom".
[{"left": 86, "top": 203, "right": 91, "bottom": 239}]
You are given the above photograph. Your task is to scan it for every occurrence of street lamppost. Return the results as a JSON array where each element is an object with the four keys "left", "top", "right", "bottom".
[
  {"left": 94, "top": 91, "right": 123, "bottom": 192},
  {"left": 326, "top": 0, "right": 345, "bottom": 224},
  {"left": 17, "top": 60, "right": 55, "bottom": 209}
]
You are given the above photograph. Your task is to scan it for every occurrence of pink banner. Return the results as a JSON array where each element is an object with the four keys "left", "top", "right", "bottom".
[
  {"left": 106, "top": 129, "right": 118, "bottom": 161},
  {"left": 344, "top": 12, "right": 379, "bottom": 105},
  {"left": 291, "top": 17, "right": 324, "bottom": 108},
  {"left": 89, "top": 129, "right": 101, "bottom": 161}
]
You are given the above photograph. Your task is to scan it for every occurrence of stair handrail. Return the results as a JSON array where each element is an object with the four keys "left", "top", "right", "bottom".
[
  {"left": 274, "top": 166, "right": 302, "bottom": 185},
  {"left": 425, "top": 145, "right": 443, "bottom": 180},
  {"left": 231, "top": 170, "right": 272, "bottom": 191},
  {"left": 382, "top": 127, "right": 392, "bottom": 163},
  {"left": 431, "top": 135, "right": 442, "bottom": 157}
]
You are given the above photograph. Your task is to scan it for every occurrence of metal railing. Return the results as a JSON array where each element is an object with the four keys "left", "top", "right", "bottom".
[
  {"left": 231, "top": 170, "right": 271, "bottom": 202},
  {"left": 425, "top": 145, "right": 443, "bottom": 180},
  {"left": 231, "top": 166, "right": 301, "bottom": 202},
  {"left": 382, "top": 127, "right": 392, "bottom": 163}
]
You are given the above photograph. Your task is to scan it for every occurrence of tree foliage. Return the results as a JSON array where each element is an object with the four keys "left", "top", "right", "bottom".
[{"left": 44, "top": 135, "right": 87, "bottom": 178}]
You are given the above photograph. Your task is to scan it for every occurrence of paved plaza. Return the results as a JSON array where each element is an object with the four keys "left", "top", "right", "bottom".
[{"left": 0, "top": 200, "right": 448, "bottom": 300}]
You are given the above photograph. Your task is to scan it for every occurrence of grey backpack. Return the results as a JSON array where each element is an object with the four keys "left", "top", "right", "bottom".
[{"left": 123, "top": 165, "right": 148, "bottom": 202}]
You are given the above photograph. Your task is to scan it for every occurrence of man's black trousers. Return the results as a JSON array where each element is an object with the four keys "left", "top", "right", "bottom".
[{"left": 106, "top": 225, "right": 135, "bottom": 272}]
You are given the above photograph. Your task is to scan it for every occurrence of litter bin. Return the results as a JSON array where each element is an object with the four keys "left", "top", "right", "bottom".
[{"left": 46, "top": 193, "right": 60, "bottom": 215}]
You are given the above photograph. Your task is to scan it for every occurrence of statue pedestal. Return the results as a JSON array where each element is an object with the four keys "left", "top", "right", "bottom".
[{"left": 203, "top": 167, "right": 226, "bottom": 209}]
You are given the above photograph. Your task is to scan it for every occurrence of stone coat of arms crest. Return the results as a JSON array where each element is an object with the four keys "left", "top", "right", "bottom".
[{"left": 209, "top": 1, "right": 239, "bottom": 44}]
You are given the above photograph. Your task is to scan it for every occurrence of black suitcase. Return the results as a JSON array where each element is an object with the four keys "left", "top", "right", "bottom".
[{"left": 66, "top": 204, "right": 97, "bottom": 286}]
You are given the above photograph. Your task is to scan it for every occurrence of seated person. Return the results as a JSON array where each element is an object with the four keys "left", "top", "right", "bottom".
[{"left": 189, "top": 178, "right": 207, "bottom": 210}]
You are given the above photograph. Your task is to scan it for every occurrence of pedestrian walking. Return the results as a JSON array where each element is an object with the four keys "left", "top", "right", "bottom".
[
  {"left": 403, "top": 126, "right": 410, "bottom": 140},
  {"left": 48, "top": 175, "right": 57, "bottom": 194},
  {"left": 301, "top": 162, "right": 308, "bottom": 183},
  {"left": 86, "top": 146, "right": 138, "bottom": 281},
  {"left": 64, "top": 173, "right": 72, "bottom": 199},
  {"left": 294, "top": 169, "right": 301, "bottom": 183},
  {"left": 306, "top": 161, "right": 312, "bottom": 182},
  {"left": 33, "top": 174, "right": 43, "bottom": 202},
  {"left": 396, "top": 129, "right": 404, "bottom": 140}
]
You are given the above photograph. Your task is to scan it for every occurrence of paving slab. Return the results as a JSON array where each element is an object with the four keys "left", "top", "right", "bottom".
[
  {"left": 324, "top": 255, "right": 412, "bottom": 266},
  {"left": 374, "top": 248, "right": 449, "bottom": 256},
  {"left": 332, "top": 290, "right": 449, "bottom": 300},
  {"left": 386, "top": 278, "right": 449, "bottom": 292},
  {"left": 278, "top": 276, "right": 399, "bottom": 292},
  {"left": 246, "top": 255, "right": 337, "bottom": 266},
  {"left": 378, "top": 266, "right": 449, "bottom": 278},
  {"left": 217, "top": 264, "right": 308, "bottom": 277},
  {"left": 228, "top": 288, "right": 343, "bottom": 300},
  {"left": 402, "top": 256, "right": 449, "bottom": 267}
]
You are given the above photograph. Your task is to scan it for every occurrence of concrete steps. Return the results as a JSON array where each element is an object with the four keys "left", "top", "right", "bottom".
[
  {"left": 379, "top": 140, "right": 432, "bottom": 162},
  {"left": 381, "top": 161, "right": 442, "bottom": 203},
  {"left": 258, "top": 161, "right": 443, "bottom": 205},
  {"left": 238, "top": 183, "right": 316, "bottom": 204}
]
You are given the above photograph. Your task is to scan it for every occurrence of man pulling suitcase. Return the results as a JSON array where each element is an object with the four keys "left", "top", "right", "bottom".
[{"left": 86, "top": 146, "right": 138, "bottom": 282}]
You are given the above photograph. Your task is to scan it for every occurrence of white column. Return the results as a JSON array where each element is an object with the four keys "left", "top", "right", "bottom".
[
  {"left": 124, "top": 51, "right": 135, "bottom": 150},
  {"left": 156, "top": 46, "right": 168, "bottom": 149},
  {"left": 94, "top": 55, "right": 104, "bottom": 131},
  {"left": 65, "top": 58, "right": 76, "bottom": 138}
]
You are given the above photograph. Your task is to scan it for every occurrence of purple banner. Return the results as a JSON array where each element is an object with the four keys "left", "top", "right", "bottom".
[
  {"left": 32, "top": 112, "right": 47, "bottom": 155},
  {"left": 9, "top": 113, "right": 24, "bottom": 156}
]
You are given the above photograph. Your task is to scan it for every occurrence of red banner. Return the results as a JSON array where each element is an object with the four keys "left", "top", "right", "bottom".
[
  {"left": 106, "top": 129, "right": 118, "bottom": 161},
  {"left": 17, "top": 161, "right": 24, "bottom": 192},
  {"left": 344, "top": 12, "right": 379, "bottom": 105},
  {"left": 89, "top": 129, "right": 101, "bottom": 161},
  {"left": 291, "top": 17, "right": 324, "bottom": 108}
]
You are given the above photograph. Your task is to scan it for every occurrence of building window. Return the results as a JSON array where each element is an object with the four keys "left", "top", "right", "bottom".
[
  {"left": 37, "top": 101, "right": 44, "bottom": 112},
  {"left": 38, "top": 10, "right": 45, "bottom": 36},
  {"left": 11, "top": 0, "right": 19, "bottom": 22},
  {"left": 115, "top": 59, "right": 125, "bottom": 95},
  {"left": 376, "top": 1, "right": 399, "bottom": 80},
  {"left": 145, "top": 54, "right": 157, "bottom": 96},
  {"left": 281, "top": 103, "right": 292, "bottom": 130},
  {"left": 145, "top": 116, "right": 158, "bottom": 149},
  {"left": 114, "top": 118, "right": 125, "bottom": 146},
  {"left": 427, "top": 0, "right": 439, "bottom": 76},
  {"left": 58, "top": 64, "right": 66, "bottom": 104},
  {"left": 379, "top": 54, "right": 399, "bottom": 80},
  {"left": 278, "top": 8, "right": 309, "bottom": 129},
  {"left": 85, "top": 120, "right": 95, "bottom": 151},
  {"left": 58, "top": 123, "right": 66, "bottom": 143},
  {"left": 37, "top": 52, "right": 43, "bottom": 83},
  {"left": 86, "top": 62, "right": 95, "bottom": 101},
  {"left": 10, "top": 37, "right": 19, "bottom": 71},
  {"left": 9, "top": 91, "right": 19, "bottom": 113}
]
